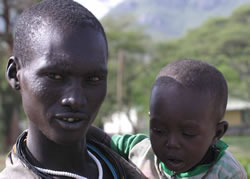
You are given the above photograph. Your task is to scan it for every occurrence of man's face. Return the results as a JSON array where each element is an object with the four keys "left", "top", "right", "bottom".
[
  {"left": 149, "top": 83, "right": 217, "bottom": 173},
  {"left": 18, "top": 27, "right": 108, "bottom": 144}
]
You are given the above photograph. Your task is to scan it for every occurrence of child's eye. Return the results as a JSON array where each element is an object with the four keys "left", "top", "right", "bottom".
[
  {"left": 47, "top": 73, "right": 64, "bottom": 80},
  {"left": 183, "top": 133, "right": 196, "bottom": 138},
  {"left": 152, "top": 128, "right": 165, "bottom": 136}
]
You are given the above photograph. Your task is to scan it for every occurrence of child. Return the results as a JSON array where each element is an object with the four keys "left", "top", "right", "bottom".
[
  {"left": 91, "top": 59, "right": 247, "bottom": 178},
  {"left": 0, "top": 0, "right": 145, "bottom": 178}
]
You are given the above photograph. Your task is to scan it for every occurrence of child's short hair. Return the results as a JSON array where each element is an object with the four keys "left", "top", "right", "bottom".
[
  {"left": 153, "top": 59, "right": 228, "bottom": 121},
  {"left": 13, "top": 0, "right": 108, "bottom": 67}
]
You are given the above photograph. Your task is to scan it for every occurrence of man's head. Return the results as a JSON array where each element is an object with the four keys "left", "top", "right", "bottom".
[
  {"left": 6, "top": 0, "right": 108, "bottom": 145},
  {"left": 13, "top": 0, "right": 108, "bottom": 67},
  {"left": 149, "top": 59, "right": 228, "bottom": 173}
]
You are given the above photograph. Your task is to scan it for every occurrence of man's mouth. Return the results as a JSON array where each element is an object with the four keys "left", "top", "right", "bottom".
[
  {"left": 54, "top": 113, "right": 89, "bottom": 130},
  {"left": 60, "top": 117, "right": 81, "bottom": 123}
]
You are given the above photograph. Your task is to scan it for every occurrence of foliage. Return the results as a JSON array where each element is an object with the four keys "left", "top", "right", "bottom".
[
  {"left": 95, "top": 16, "right": 153, "bottom": 131},
  {"left": 152, "top": 5, "right": 250, "bottom": 99},
  {"left": 0, "top": 0, "right": 41, "bottom": 151},
  {"left": 95, "top": 4, "right": 250, "bottom": 132},
  {"left": 106, "top": 0, "right": 250, "bottom": 40},
  {"left": 0, "top": 154, "right": 5, "bottom": 171},
  {"left": 237, "top": 156, "right": 250, "bottom": 178},
  {"left": 223, "top": 136, "right": 250, "bottom": 178}
]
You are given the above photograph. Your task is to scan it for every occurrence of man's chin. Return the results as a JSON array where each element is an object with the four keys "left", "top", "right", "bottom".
[{"left": 47, "top": 130, "right": 86, "bottom": 146}]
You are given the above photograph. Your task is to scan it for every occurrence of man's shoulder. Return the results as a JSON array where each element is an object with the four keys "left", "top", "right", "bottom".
[
  {"left": 0, "top": 152, "right": 39, "bottom": 179},
  {"left": 88, "top": 138, "right": 147, "bottom": 179}
]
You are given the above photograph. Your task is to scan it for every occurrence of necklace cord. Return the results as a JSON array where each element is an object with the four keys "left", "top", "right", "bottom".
[
  {"left": 15, "top": 131, "right": 103, "bottom": 179},
  {"left": 35, "top": 150, "right": 103, "bottom": 179},
  {"left": 16, "top": 131, "right": 52, "bottom": 178}
]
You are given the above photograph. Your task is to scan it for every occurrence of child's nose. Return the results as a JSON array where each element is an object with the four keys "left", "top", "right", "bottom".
[{"left": 165, "top": 134, "right": 180, "bottom": 149}]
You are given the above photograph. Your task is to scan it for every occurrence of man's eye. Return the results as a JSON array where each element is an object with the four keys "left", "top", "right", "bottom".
[
  {"left": 90, "top": 76, "right": 100, "bottom": 81},
  {"left": 87, "top": 76, "right": 101, "bottom": 82},
  {"left": 47, "top": 73, "right": 63, "bottom": 80}
]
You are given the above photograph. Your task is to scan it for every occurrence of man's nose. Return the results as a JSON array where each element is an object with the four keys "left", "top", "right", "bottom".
[{"left": 61, "top": 84, "right": 87, "bottom": 111}]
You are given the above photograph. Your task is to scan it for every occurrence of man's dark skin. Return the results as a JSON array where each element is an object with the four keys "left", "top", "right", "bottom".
[{"left": 7, "top": 24, "right": 113, "bottom": 178}]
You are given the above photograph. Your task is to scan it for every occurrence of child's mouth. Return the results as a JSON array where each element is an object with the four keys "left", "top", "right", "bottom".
[{"left": 166, "top": 158, "right": 184, "bottom": 171}]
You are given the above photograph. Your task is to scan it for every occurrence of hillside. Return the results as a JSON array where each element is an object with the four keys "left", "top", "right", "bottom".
[{"left": 104, "top": 0, "right": 250, "bottom": 40}]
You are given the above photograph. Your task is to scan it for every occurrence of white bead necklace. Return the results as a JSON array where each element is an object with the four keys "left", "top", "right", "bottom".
[{"left": 35, "top": 150, "right": 103, "bottom": 179}]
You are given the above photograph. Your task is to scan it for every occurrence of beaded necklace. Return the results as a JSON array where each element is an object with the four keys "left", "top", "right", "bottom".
[
  {"left": 34, "top": 150, "right": 103, "bottom": 179},
  {"left": 15, "top": 131, "right": 103, "bottom": 179}
]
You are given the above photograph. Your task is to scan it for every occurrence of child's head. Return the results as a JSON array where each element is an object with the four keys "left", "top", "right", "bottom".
[
  {"left": 149, "top": 59, "right": 228, "bottom": 173},
  {"left": 6, "top": 0, "right": 108, "bottom": 145}
]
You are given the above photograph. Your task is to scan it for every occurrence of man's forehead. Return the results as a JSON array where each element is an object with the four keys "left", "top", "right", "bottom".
[{"left": 30, "top": 25, "right": 105, "bottom": 54}]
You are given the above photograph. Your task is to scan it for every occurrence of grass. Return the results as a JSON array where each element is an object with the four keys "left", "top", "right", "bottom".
[
  {"left": 222, "top": 136, "right": 250, "bottom": 156},
  {"left": 235, "top": 156, "right": 250, "bottom": 178},
  {"left": 0, "top": 154, "right": 6, "bottom": 171},
  {"left": 222, "top": 136, "right": 250, "bottom": 178}
]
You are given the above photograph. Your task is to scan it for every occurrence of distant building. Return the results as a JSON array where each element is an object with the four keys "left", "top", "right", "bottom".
[{"left": 224, "top": 98, "right": 250, "bottom": 127}]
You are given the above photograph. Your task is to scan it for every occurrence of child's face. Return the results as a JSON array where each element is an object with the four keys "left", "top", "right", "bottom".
[
  {"left": 149, "top": 84, "right": 218, "bottom": 173},
  {"left": 18, "top": 26, "right": 107, "bottom": 144}
]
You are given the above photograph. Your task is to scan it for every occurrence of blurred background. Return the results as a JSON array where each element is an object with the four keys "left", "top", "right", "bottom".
[{"left": 0, "top": 0, "right": 250, "bottom": 176}]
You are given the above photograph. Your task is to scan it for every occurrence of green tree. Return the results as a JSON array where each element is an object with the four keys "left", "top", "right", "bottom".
[
  {"left": 96, "top": 16, "right": 153, "bottom": 133},
  {"left": 0, "top": 0, "right": 41, "bottom": 152},
  {"left": 96, "top": 4, "right": 250, "bottom": 134},
  {"left": 153, "top": 4, "right": 250, "bottom": 100}
]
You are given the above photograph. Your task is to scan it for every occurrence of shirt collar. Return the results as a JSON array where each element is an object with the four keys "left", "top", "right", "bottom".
[{"left": 159, "top": 140, "right": 228, "bottom": 177}]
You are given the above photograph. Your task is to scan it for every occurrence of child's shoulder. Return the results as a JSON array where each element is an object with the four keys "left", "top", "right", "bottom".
[
  {"left": 210, "top": 150, "right": 247, "bottom": 179},
  {"left": 128, "top": 135, "right": 151, "bottom": 154}
]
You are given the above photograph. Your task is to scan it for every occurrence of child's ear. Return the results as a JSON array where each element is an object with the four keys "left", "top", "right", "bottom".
[
  {"left": 6, "top": 56, "right": 21, "bottom": 90},
  {"left": 212, "top": 120, "right": 228, "bottom": 145}
]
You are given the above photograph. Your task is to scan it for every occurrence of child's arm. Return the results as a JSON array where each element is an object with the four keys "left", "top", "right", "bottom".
[
  {"left": 111, "top": 134, "right": 148, "bottom": 160},
  {"left": 87, "top": 126, "right": 148, "bottom": 160}
]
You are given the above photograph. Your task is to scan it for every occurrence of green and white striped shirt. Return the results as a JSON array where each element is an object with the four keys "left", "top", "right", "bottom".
[{"left": 111, "top": 134, "right": 247, "bottom": 179}]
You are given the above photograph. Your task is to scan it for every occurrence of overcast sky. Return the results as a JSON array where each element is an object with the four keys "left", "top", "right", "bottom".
[{"left": 74, "top": 0, "right": 124, "bottom": 19}]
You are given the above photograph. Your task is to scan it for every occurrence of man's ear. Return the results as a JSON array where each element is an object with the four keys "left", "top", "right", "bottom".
[
  {"left": 6, "top": 56, "right": 21, "bottom": 90},
  {"left": 212, "top": 120, "right": 228, "bottom": 145}
]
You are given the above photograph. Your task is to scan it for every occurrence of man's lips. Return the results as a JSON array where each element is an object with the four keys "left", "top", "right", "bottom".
[
  {"left": 55, "top": 112, "right": 88, "bottom": 122},
  {"left": 53, "top": 112, "right": 89, "bottom": 130}
]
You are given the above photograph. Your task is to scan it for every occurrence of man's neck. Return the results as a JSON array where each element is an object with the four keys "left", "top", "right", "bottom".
[{"left": 26, "top": 124, "right": 97, "bottom": 177}]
